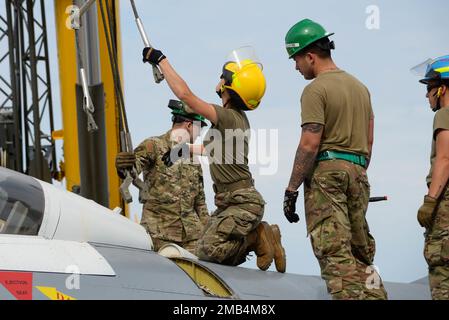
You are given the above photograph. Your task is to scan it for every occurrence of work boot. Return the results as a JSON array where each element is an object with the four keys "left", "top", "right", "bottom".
[
  {"left": 246, "top": 222, "right": 274, "bottom": 271},
  {"left": 271, "top": 224, "right": 286, "bottom": 273}
]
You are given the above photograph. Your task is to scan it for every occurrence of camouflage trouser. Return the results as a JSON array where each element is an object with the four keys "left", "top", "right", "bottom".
[
  {"left": 305, "top": 160, "right": 388, "bottom": 300},
  {"left": 141, "top": 207, "right": 201, "bottom": 255},
  {"left": 195, "top": 187, "right": 265, "bottom": 266},
  {"left": 152, "top": 238, "right": 199, "bottom": 254},
  {"left": 424, "top": 187, "right": 449, "bottom": 300}
]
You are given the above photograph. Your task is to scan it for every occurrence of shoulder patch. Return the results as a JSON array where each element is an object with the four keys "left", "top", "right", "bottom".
[{"left": 145, "top": 140, "right": 154, "bottom": 153}]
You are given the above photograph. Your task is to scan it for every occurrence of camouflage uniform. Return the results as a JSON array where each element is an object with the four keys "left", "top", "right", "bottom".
[
  {"left": 134, "top": 131, "right": 209, "bottom": 253},
  {"left": 297, "top": 69, "right": 387, "bottom": 300},
  {"left": 424, "top": 187, "right": 449, "bottom": 299},
  {"left": 305, "top": 160, "right": 388, "bottom": 300},
  {"left": 195, "top": 104, "right": 266, "bottom": 265},
  {"left": 196, "top": 185, "right": 265, "bottom": 265},
  {"left": 422, "top": 107, "right": 449, "bottom": 300}
]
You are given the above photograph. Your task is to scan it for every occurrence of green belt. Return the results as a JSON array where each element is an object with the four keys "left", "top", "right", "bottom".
[
  {"left": 317, "top": 150, "right": 367, "bottom": 168},
  {"left": 213, "top": 179, "right": 254, "bottom": 193}
]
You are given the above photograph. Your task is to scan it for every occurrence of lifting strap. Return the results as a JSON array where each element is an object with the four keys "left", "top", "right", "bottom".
[{"left": 98, "top": 0, "right": 148, "bottom": 206}]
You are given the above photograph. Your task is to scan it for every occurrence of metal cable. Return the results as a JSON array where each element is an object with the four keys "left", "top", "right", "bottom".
[
  {"left": 98, "top": 0, "right": 129, "bottom": 143},
  {"left": 99, "top": 0, "right": 150, "bottom": 205}
]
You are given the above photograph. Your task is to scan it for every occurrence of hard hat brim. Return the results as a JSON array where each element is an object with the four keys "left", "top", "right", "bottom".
[{"left": 288, "top": 32, "right": 335, "bottom": 59}]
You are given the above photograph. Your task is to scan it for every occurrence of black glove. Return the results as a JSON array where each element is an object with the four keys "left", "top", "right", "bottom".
[
  {"left": 116, "top": 152, "right": 136, "bottom": 170},
  {"left": 162, "top": 143, "right": 190, "bottom": 167},
  {"left": 284, "top": 190, "right": 300, "bottom": 223},
  {"left": 115, "top": 152, "right": 136, "bottom": 178},
  {"left": 142, "top": 47, "right": 166, "bottom": 65}
]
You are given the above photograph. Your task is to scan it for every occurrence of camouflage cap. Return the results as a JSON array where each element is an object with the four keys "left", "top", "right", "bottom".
[{"left": 168, "top": 99, "right": 207, "bottom": 126}]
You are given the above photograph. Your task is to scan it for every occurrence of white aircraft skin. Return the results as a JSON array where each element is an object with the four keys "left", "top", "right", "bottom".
[{"left": 0, "top": 167, "right": 431, "bottom": 300}]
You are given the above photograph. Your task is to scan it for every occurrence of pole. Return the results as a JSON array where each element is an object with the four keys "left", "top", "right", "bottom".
[
  {"left": 369, "top": 196, "right": 388, "bottom": 203},
  {"left": 129, "top": 0, "right": 164, "bottom": 83}
]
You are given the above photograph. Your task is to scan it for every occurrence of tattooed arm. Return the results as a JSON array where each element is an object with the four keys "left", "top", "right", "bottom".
[{"left": 287, "top": 123, "right": 323, "bottom": 191}]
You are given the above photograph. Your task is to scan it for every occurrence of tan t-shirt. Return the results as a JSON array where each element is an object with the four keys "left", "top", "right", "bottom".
[
  {"left": 204, "top": 104, "right": 252, "bottom": 185},
  {"left": 427, "top": 107, "right": 449, "bottom": 184},
  {"left": 301, "top": 70, "right": 374, "bottom": 156}
]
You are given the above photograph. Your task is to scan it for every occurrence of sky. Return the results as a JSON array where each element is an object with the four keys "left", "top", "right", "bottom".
[{"left": 42, "top": 0, "right": 449, "bottom": 283}]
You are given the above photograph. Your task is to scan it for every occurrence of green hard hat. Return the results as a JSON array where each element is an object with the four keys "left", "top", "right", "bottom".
[
  {"left": 168, "top": 99, "right": 207, "bottom": 126},
  {"left": 285, "top": 19, "right": 334, "bottom": 59}
]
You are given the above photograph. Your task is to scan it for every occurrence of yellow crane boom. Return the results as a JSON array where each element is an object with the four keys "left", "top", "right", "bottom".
[{"left": 53, "top": 0, "right": 127, "bottom": 216}]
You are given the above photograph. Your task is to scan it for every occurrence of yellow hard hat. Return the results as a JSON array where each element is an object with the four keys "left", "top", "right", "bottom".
[{"left": 220, "top": 47, "right": 266, "bottom": 111}]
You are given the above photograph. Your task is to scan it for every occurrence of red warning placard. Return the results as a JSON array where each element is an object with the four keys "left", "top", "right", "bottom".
[{"left": 0, "top": 272, "right": 33, "bottom": 300}]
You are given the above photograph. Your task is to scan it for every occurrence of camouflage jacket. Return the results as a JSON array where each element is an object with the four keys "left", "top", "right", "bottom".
[{"left": 134, "top": 131, "right": 209, "bottom": 242}]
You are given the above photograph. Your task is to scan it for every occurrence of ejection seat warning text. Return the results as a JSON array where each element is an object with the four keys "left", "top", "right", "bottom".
[{"left": 172, "top": 303, "right": 277, "bottom": 318}]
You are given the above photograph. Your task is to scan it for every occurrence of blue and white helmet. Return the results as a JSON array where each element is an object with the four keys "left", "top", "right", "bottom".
[{"left": 419, "top": 55, "right": 449, "bottom": 84}]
